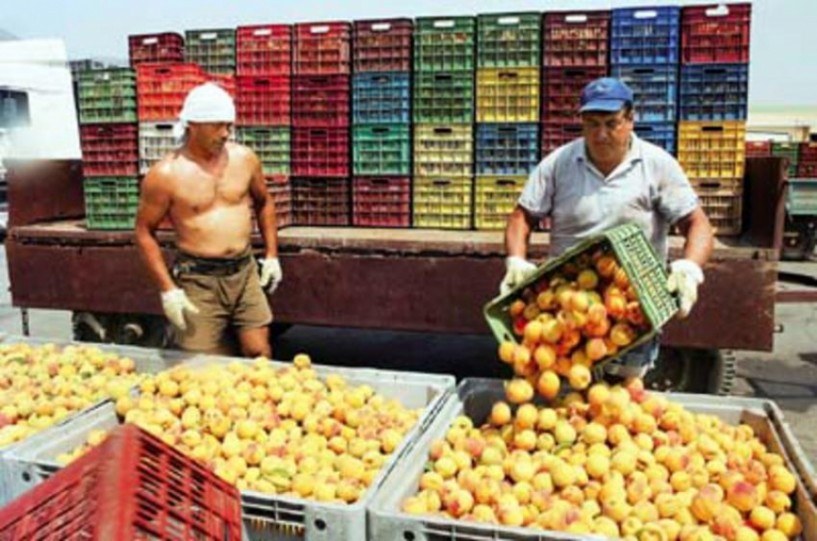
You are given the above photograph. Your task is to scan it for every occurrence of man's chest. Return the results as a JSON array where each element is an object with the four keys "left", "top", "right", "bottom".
[{"left": 174, "top": 169, "right": 252, "bottom": 212}]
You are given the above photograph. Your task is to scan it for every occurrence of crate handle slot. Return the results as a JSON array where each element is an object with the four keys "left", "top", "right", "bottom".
[
  {"left": 371, "top": 178, "right": 390, "bottom": 185},
  {"left": 309, "top": 77, "right": 328, "bottom": 85},
  {"left": 497, "top": 127, "right": 518, "bottom": 134},
  {"left": 253, "top": 79, "right": 271, "bottom": 87},
  {"left": 374, "top": 76, "right": 390, "bottom": 84},
  {"left": 636, "top": 126, "right": 656, "bottom": 134},
  {"left": 565, "top": 69, "right": 589, "bottom": 77},
  {"left": 310, "top": 25, "right": 330, "bottom": 34},
  {"left": 199, "top": 32, "right": 219, "bottom": 41},
  {"left": 498, "top": 16, "right": 521, "bottom": 25},
  {"left": 633, "top": 68, "right": 656, "bottom": 75},
  {"left": 698, "top": 181, "right": 724, "bottom": 190},
  {"left": 371, "top": 23, "right": 392, "bottom": 32},
  {"left": 565, "top": 14, "right": 589, "bottom": 24},
  {"left": 434, "top": 74, "right": 453, "bottom": 82},
  {"left": 142, "top": 37, "right": 159, "bottom": 45},
  {"left": 703, "top": 67, "right": 727, "bottom": 75},
  {"left": 254, "top": 129, "right": 271, "bottom": 136},
  {"left": 433, "top": 127, "right": 453, "bottom": 135},
  {"left": 253, "top": 28, "right": 273, "bottom": 36},
  {"left": 433, "top": 20, "right": 456, "bottom": 28},
  {"left": 432, "top": 179, "right": 452, "bottom": 187},
  {"left": 634, "top": 10, "right": 658, "bottom": 19},
  {"left": 155, "top": 67, "right": 172, "bottom": 75},
  {"left": 496, "top": 179, "right": 518, "bottom": 187},
  {"left": 499, "top": 71, "right": 519, "bottom": 79},
  {"left": 372, "top": 127, "right": 389, "bottom": 134},
  {"left": 565, "top": 126, "right": 582, "bottom": 135},
  {"left": 705, "top": 4, "right": 730, "bottom": 17},
  {"left": 701, "top": 126, "right": 725, "bottom": 133},
  {"left": 310, "top": 129, "right": 327, "bottom": 136},
  {"left": 156, "top": 124, "right": 174, "bottom": 131}
]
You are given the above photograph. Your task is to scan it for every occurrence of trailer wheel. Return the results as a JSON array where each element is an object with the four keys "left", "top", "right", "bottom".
[
  {"left": 781, "top": 217, "right": 817, "bottom": 261},
  {"left": 644, "top": 347, "right": 736, "bottom": 395},
  {"left": 72, "top": 312, "right": 170, "bottom": 349}
]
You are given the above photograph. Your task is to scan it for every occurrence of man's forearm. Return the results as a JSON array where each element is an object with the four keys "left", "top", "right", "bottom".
[
  {"left": 135, "top": 230, "right": 175, "bottom": 292},
  {"left": 681, "top": 211, "right": 714, "bottom": 267},
  {"left": 505, "top": 207, "right": 533, "bottom": 259},
  {"left": 256, "top": 199, "right": 278, "bottom": 258}
]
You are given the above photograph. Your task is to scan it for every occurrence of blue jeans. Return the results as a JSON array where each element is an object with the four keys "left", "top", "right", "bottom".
[{"left": 601, "top": 335, "right": 661, "bottom": 379}]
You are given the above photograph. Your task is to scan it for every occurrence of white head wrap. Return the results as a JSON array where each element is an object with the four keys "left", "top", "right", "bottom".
[{"left": 172, "top": 82, "right": 235, "bottom": 142}]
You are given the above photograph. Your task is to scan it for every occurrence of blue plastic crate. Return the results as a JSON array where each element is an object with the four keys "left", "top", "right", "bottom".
[
  {"left": 612, "top": 65, "right": 678, "bottom": 123},
  {"left": 476, "top": 123, "right": 539, "bottom": 175},
  {"left": 680, "top": 64, "right": 749, "bottom": 121},
  {"left": 611, "top": 6, "right": 680, "bottom": 65},
  {"left": 352, "top": 72, "right": 411, "bottom": 124},
  {"left": 635, "top": 122, "right": 676, "bottom": 155}
]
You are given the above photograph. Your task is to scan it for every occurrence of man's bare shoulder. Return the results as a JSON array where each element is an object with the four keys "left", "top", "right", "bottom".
[
  {"left": 143, "top": 151, "right": 184, "bottom": 191},
  {"left": 227, "top": 141, "right": 260, "bottom": 166}
]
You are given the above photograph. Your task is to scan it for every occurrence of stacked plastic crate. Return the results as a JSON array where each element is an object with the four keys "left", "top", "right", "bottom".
[
  {"left": 610, "top": 7, "right": 680, "bottom": 155},
  {"left": 678, "top": 3, "right": 751, "bottom": 235},
  {"left": 473, "top": 13, "right": 541, "bottom": 230},
  {"left": 235, "top": 24, "right": 293, "bottom": 228},
  {"left": 772, "top": 141, "right": 800, "bottom": 179},
  {"left": 351, "top": 19, "right": 413, "bottom": 227},
  {"left": 291, "top": 22, "right": 352, "bottom": 226},
  {"left": 540, "top": 11, "right": 610, "bottom": 156},
  {"left": 76, "top": 67, "right": 140, "bottom": 230},
  {"left": 412, "top": 17, "right": 476, "bottom": 229}
]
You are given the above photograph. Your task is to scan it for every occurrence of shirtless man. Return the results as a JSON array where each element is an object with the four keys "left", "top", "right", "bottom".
[{"left": 135, "top": 83, "right": 282, "bottom": 357}]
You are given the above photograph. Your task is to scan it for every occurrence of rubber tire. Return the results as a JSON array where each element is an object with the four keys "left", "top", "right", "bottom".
[
  {"left": 72, "top": 312, "right": 170, "bottom": 349},
  {"left": 645, "top": 347, "right": 736, "bottom": 395},
  {"left": 781, "top": 217, "right": 817, "bottom": 261}
]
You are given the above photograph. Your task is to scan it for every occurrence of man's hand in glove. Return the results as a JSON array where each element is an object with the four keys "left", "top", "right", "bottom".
[
  {"left": 161, "top": 288, "right": 200, "bottom": 331},
  {"left": 667, "top": 259, "right": 704, "bottom": 318},
  {"left": 500, "top": 256, "right": 537, "bottom": 296},
  {"left": 258, "top": 257, "right": 283, "bottom": 293}
]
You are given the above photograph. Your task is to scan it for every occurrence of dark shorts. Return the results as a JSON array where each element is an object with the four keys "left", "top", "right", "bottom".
[{"left": 172, "top": 248, "right": 272, "bottom": 353}]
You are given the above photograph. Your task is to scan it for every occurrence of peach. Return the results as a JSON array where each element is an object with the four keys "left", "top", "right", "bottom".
[
  {"left": 402, "top": 495, "right": 428, "bottom": 514},
  {"left": 571, "top": 349, "right": 592, "bottom": 368},
  {"left": 614, "top": 267, "right": 630, "bottom": 289},
  {"left": 506, "top": 378, "right": 535, "bottom": 405},
  {"left": 536, "top": 370, "right": 560, "bottom": 400},
  {"left": 490, "top": 401, "right": 513, "bottom": 427},
  {"left": 540, "top": 319, "right": 564, "bottom": 344},
  {"left": 554, "top": 420, "right": 577, "bottom": 445},
  {"left": 768, "top": 465, "right": 796, "bottom": 495},
  {"left": 776, "top": 512, "right": 803, "bottom": 538},
  {"left": 610, "top": 322, "right": 637, "bottom": 347},
  {"left": 585, "top": 338, "right": 608, "bottom": 362},
  {"left": 513, "top": 429, "right": 537, "bottom": 451},
  {"left": 515, "top": 403, "right": 538, "bottom": 430},
  {"left": 584, "top": 317, "right": 611, "bottom": 338},
  {"left": 555, "top": 356, "right": 573, "bottom": 377},
  {"left": 568, "top": 364, "right": 592, "bottom": 390},
  {"left": 577, "top": 269, "right": 599, "bottom": 290},
  {"left": 735, "top": 527, "right": 760, "bottom": 541},
  {"left": 727, "top": 480, "right": 759, "bottom": 512},
  {"left": 522, "top": 303, "right": 541, "bottom": 321},
  {"left": 760, "top": 531, "right": 789, "bottom": 541},
  {"left": 749, "top": 505, "right": 776, "bottom": 531},
  {"left": 582, "top": 422, "right": 607, "bottom": 446},
  {"left": 602, "top": 496, "right": 631, "bottom": 523},
  {"left": 626, "top": 302, "right": 646, "bottom": 327},
  {"left": 523, "top": 320, "right": 543, "bottom": 344},
  {"left": 712, "top": 504, "right": 744, "bottom": 539},
  {"left": 434, "top": 456, "right": 458, "bottom": 479},
  {"left": 593, "top": 516, "right": 620, "bottom": 538},
  {"left": 596, "top": 255, "right": 618, "bottom": 278},
  {"left": 536, "top": 290, "right": 557, "bottom": 311},
  {"left": 498, "top": 341, "right": 516, "bottom": 364},
  {"left": 655, "top": 493, "right": 680, "bottom": 519},
  {"left": 509, "top": 460, "right": 536, "bottom": 483},
  {"left": 534, "top": 344, "right": 557, "bottom": 370},
  {"left": 587, "top": 303, "right": 608, "bottom": 325},
  {"left": 497, "top": 503, "right": 524, "bottom": 527},
  {"left": 611, "top": 450, "right": 637, "bottom": 476},
  {"left": 471, "top": 504, "right": 497, "bottom": 523},
  {"left": 551, "top": 459, "right": 577, "bottom": 488},
  {"left": 444, "top": 488, "right": 474, "bottom": 517},
  {"left": 765, "top": 490, "right": 792, "bottom": 513},
  {"left": 587, "top": 383, "right": 610, "bottom": 409},
  {"left": 690, "top": 483, "right": 724, "bottom": 523}
]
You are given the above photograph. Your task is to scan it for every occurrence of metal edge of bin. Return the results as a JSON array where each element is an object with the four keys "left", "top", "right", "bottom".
[
  {"left": 368, "top": 378, "right": 817, "bottom": 541},
  {"left": 5, "top": 353, "right": 455, "bottom": 541}
]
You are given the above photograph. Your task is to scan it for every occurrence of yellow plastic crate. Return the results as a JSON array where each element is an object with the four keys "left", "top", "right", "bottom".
[
  {"left": 476, "top": 67, "right": 540, "bottom": 123},
  {"left": 412, "top": 176, "right": 473, "bottom": 229},
  {"left": 474, "top": 175, "right": 525, "bottom": 230},
  {"left": 413, "top": 124, "right": 474, "bottom": 178},
  {"left": 678, "top": 121, "right": 746, "bottom": 179},
  {"left": 696, "top": 185, "right": 743, "bottom": 236}
]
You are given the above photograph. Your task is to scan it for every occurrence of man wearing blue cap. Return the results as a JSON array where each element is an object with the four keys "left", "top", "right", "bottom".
[{"left": 500, "top": 77, "right": 714, "bottom": 379}]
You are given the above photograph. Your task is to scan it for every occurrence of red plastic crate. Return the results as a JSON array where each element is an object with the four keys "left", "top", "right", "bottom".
[
  {"left": 236, "top": 75, "right": 291, "bottom": 126},
  {"left": 292, "top": 127, "right": 350, "bottom": 177},
  {"left": 797, "top": 163, "right": 817, "bottom": 178},
  {"left": 236, "top": 24, "right": 292, "bottom": 76},
  {"left": 136, "top": 63, "right": 204, "bottom": 121},
  {"left": 80, "top": 123, "right": 139, "bottom": 177},
  {"left": 353, "top": 18, "right": 413, "bottom": 73},
  {"left": 292, "top": 177, "right": 351, "bottom": 226},
  {"left": 542, "top": 66, "right": 608, "bottom": 125},
  {"left": 208, "top": 73, "right": 236, "bottom": 96},
  {"left": 800, "top": 142, "right": 817, "bottom": 163},
  {"left": 0, "top": 424, "right": 242, "bottom": 540},
  {"left": 292, "top": 74, "right": 350, "bottom": 127},
  {"left": 267, "top": 178, "right": 293, "bottom": 229},
  {"left": 745, "top": 140, "right": 771, "bottom": 159},
  {"left": 543, "top": 11, "right": 611, "bottom": 67},
  {"left": 294, "top": 21, "right": 352, "bottom": 75},
  {"left": 128, "top": 32, "right": 185, "bottom": 67},
  {"left": 541, "top": 123, "right": 583, "bottom": 156},
  {"left": 352, "top": 176, "right": 411, "bottom": 227},
  {"left": 681, "top": 3, "right": 751, "bottom": 64}
]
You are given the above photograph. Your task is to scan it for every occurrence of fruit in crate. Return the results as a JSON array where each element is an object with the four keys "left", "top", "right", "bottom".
[
  {"left": 498, "top": 249, "right": 651, "bottom": 398},
  {"left": 0, "top": 343, "right": 142, "bottom": 447},
  {"left": 63, "top": 354, "right": 422, "bottom": 504},
  {"left": 401, "top": 378, "right": 803, "bottom": 540}
]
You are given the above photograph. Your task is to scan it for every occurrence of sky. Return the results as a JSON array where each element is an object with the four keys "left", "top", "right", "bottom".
[{"left": 2, "top": 0, "right": 816, "bottom": 107}]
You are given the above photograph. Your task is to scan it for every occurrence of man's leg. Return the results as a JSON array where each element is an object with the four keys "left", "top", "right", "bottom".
[
  {"left": 174, "top": 274, "right": 233, "bottom": 354},
  {"left": 237, "top": 326, "right": 272, "bottom": 358}
]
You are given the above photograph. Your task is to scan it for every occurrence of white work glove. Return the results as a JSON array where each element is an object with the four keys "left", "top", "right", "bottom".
[
  {"left": 500, "top": 256, "right": 537, "bottom": 296},
  {"left": 160, "top": 288, "right": 199, "bottom": 331},
  {"left": 666, "top": 259, "right": 704, "bottom": 318},
  {"left": 258, "top": 257, "right": 283, "bottom": 293}
]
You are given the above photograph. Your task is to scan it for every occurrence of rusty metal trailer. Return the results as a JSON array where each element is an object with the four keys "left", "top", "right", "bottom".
[{"left": 4, "top": 157, "right": 812, "bottom": 393}]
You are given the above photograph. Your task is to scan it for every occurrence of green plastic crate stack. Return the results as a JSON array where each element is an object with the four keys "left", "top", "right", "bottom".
[
  {"left": 786, "top": 179, "right": 817, "bottom": 216},
  {"left": 184, "top": 28, "right": 236, "bottom": 74},
  {"left": 483, "top": 223, "right": 679, "bottom": 376},
  {"left": 83, "top": 177, "right": 140, "bottom": 230},
  {"left": 352, "top": 124, "right": 411, "bottom": 176},
  {"left": 236, "top": 126, "right": 290, "bottom": 176},
  {"left": 413, "top": 17, "right": 476, "bottom": 229},
  {"left": 77, "top": 68, "right": 138, "bottom": 124}
]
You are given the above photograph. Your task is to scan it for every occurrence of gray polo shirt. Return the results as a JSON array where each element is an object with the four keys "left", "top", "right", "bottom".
[{"left": 518, "top": 134, "right": 699, "bottom": 260}]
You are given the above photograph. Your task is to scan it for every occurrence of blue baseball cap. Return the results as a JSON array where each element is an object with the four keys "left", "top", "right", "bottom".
[{"left": 579, "top": 77, "right": 634, "bottom": 113}]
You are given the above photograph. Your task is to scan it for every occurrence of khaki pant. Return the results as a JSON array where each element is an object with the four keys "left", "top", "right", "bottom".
[{"left": 172, "top": 251, "right": 272, "bottom": 353}]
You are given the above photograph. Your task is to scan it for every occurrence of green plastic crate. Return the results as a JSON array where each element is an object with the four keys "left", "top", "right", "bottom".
[
  {"left": 84, "top": 177, "right": 140, "bottom": 230},
  {"left": 786, "top": 179, "right": 817, "bottom": 216},
  {"left": 477, "top": 12, "right": 541, "bottom": 68},
  {"left": 77, "top": 68, "right": 137, "bottom": 124},
  {"left": 184, "top": 28, "right": 236, "bottom": 74},
  {"left": 413, "top": 71, "right": 474, "bottom": 123},
  {"left": 483, "top": 224, "right": 679, "bottom": 370},
  {"left": 414, "top": 17, "right": 475, "bottom": 72},
  {"left": 772, "top": 142, "right": 800, "bottom": 178},
  {"left": 236, "top": 127, "right": 290, "bottom": 176},
  {"left": 353, "top": 124, "right": 411, "bottom": 176}
]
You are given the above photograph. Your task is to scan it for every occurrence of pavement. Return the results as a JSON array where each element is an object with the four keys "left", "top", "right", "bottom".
[{"left": 0, "top": 246, "right": 815, "bottom": 478}]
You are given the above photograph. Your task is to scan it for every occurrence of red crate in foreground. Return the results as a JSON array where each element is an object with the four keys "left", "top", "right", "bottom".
[
  {"left": 0, "top": 424, "right": 242, "bottom": 541},
  {"left": 352, "top": 176, "right": 411, "bottom": 227}
]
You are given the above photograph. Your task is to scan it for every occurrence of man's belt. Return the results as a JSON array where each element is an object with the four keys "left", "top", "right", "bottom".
[{"left": 174, "top": 251, "right": 253, "bottom": 277}]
